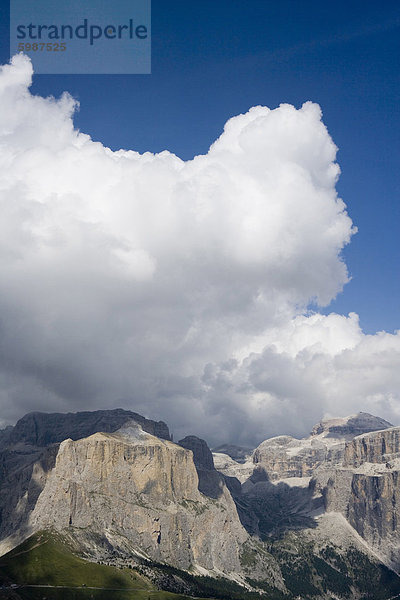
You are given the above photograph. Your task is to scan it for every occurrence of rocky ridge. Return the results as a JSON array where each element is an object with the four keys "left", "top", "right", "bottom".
[
  {"left": 214, "top": 412, "right": 393, "bottom": 483},
  {"left": 1, "top": 408, "right": 400, "bottom": 599},
  {"left": 3, "top": 408, "right": 171, "bottom": 447}
]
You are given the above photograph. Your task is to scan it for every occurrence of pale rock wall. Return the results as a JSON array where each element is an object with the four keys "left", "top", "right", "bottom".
[
  {"left": 344, "top": 427, "right": 400, "bottom": 467},
  {"left": 253, "top": 435, "right": 328, "bottom": 480},
  {"left": 324, "top": 427, "right": 400, "bottom": 569},
  {"left": 28, "top": 427, "right": 248, "bottom": 574}
]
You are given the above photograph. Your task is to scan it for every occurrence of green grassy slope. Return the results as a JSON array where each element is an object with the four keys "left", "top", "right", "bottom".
[{"left": 0, "top": 531, "right": 203, "bottom": 600}]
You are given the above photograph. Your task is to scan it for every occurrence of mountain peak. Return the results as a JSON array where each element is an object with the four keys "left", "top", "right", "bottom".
[{"left": 310, "top": 412, "right": 393, "bottom": 439}]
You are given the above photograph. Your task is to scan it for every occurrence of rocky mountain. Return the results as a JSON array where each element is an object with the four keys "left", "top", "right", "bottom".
[
  {"left": 2, "top": 408, "right": 171, "bottom": 447},
  {"left": 1, "top": 409, "right": 400, "bottom": 599},
  {"left": 28, "top": 423, "right": 250, "bottom": 575}
]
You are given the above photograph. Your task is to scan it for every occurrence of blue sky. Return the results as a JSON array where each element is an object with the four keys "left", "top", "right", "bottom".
[
  {"left": 0, "top": 0, "right": 399, "bottom": 440},
  {"left": 1, "top": 0, "right": 398, "bottom": 334}
]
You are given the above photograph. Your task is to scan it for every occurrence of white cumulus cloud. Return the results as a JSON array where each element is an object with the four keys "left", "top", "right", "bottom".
[{"left": 0, "top": 54, "right": 397, "bottom": 445}]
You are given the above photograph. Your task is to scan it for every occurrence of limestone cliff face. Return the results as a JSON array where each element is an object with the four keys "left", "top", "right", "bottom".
[
  {"left": 0, "top": 443, "right": 57, "bottom": 543},
  {"left": 253, "top": 435, "right": 327, "bottom": 480},
  {"left": 344, "top": 427, "right": 400, "bottom": 467},
  {"left": 27, "top": 424, "right": 248, "bottom": 574},
  {"left": 0, "top": 409, "right": 170, "bottom": 554},
  {"left": 324, "top": 427, "right": 400, "bottom": 569},
  {"left": 348, "top": 470, "right": 400, "bottom": 542}
]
